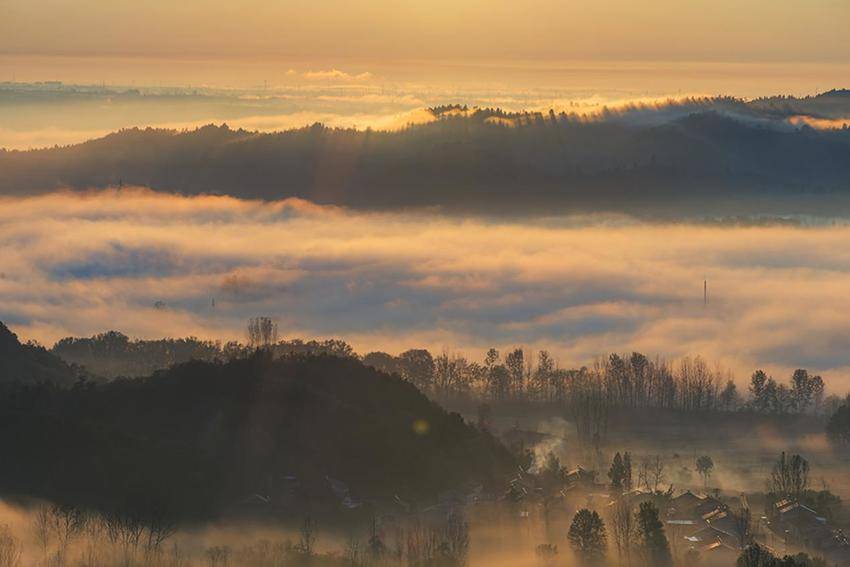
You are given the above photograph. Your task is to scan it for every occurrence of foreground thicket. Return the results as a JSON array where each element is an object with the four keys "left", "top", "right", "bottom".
[{"left": 0, "top": 506, "right": 472, "bottom": 567}]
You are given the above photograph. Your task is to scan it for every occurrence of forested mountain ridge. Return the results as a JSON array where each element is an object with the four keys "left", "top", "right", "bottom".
[
  {"left": 2, "top": 96, "right": 850, "bottom": 214},
  {"left": 0, "top": 352, "right": 515, "bottom": 522}
]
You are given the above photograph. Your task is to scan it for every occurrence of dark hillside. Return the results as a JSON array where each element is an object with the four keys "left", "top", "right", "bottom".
[
  {"left": 0, "top": 322, "right": 78, "bottom": 385},
  {"left": 0, "top": 352, "right": 515, "bottom": 522}
]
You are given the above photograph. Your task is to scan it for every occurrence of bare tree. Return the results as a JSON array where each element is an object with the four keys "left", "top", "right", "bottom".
[
  {"left": 442, "top": 512, "right": 470, "bottom": 566},
  {"left": 297, "top": 516, "right": 316, "bottom": 556},
  {"left": 639, "top": 455, "right": 666, "bottom": 493},
  {"left": 50, "top": 504, "right": 85, "bottom": 566},
  {"left": 246, "top": 316, "right": 278, "bottom": 349},
  {"left": 769, "top": 452, "right": 809, "bottom": 500},
  {"left": 610, "top": 498, "right": 635, "bottom": 566},
  {"left": 205, "top": 545, "right": 231, "bottom": 567},
  {"left": 143, "top": 505, "right": 178, "bottom": 558},
  {"left": 0, "top": 525, "right": 22, "bottom": 567},
  {"left": 32, "top": 504, "right": 52, "bottom": 564},
  {"left": 505, "top": 348, "right": 526, "bottom": 401},
  {"left": 104, "top": 509, "right": 145, "bottom": 565},
  {"left": 343, "top": 536, "right": 366, "bottom": 567}
]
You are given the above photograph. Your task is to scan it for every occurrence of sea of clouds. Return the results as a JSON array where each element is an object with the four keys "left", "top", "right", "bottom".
[{"left": 3, "top": 189, "right": 850, "bottom": 391}]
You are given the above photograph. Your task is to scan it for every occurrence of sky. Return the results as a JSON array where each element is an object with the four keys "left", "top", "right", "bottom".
[
  {"left": 3, "top": 0, "right": 850, "bottom": 63},
  {"left": 3, "top": 0, "right": 850, "bottom": 149},
  {"left": 5, "top": 189, "right": 850, "bottom": 392}
]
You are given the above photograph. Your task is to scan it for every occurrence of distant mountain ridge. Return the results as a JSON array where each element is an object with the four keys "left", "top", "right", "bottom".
[{"left": 1, "top": 95, "right": 850, "bottom": 214}]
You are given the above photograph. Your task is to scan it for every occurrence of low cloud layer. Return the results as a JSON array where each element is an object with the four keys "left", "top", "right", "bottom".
[{"left": 3, "top": 189, "right": 850, "bottom": 391}]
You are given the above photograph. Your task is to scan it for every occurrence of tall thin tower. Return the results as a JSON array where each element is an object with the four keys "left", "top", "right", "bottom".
[{"left": 704, "top": 278, "right": 708, "bottom": 306}]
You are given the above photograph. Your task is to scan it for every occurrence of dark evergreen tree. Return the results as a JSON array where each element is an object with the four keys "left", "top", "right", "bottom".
[
  {"left": 634, "top": 501, "right": 672, "bottom": 567},
  {"left": 567, "top": 509, "right": 607, "bottom": 565}
]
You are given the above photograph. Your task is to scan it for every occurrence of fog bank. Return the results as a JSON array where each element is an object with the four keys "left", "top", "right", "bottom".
[{"left": 3, "top": 189, "right": 850, "bottom": 390}]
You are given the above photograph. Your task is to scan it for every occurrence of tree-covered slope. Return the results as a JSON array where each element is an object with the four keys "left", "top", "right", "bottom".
[
  {"left": 0, "top": 353, "right": 514, "bottom": 521},
  {"left": 0, "top": 322, "right": 78, "bottom": 385}
]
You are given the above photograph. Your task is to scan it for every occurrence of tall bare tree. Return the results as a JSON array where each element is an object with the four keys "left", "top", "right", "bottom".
[
  {"left": 246, "top": 316, "right": 278, "bottom": 349},
  {"left": 769, "top": 452, "right": 809, "bottom": 500}
]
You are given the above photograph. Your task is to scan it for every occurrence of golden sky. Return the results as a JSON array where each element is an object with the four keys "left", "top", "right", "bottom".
[{"left": 3, "top": 0, "right": 849, "bottom": 63}]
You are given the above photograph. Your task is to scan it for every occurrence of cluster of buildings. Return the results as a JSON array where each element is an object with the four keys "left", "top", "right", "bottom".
[
  {"left": 504, "top": 460, "right": 850, "bottom": 567},
  {"left": 664, "top": 490, "right": 743, "bottom": 565},
  {"left": 765, "top": 498, "right": 850, "bottom": 565}
]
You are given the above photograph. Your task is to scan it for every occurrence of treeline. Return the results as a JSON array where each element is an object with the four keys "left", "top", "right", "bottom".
[
  {"left": 52, "top": 330, "right": 354, "bottom": 379},
  {"left": 3, "top": 93, "right": 850, "bottom": 213},
  {"left": 48, "top": 328, "right": 843, "bottom": 419},
  {"left": 362, "top": 349, "right": 841, "bottom": 418}
]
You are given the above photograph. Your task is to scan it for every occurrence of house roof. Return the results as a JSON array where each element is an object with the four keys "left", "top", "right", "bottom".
[
  {"left": 668, "top": 490, "right": 726, "bottom": 522},
  {"left": 689, "top": 525, "right": 741, "bottom": 551},
  {"left": 775, "top": 501, "right": 827, "bottom": 532}
]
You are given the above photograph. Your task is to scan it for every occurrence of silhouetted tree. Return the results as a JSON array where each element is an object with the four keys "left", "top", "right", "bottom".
[
  {"left": 696, "top": 455, "right": 714, "bottom": 488},
  {"left": 568, "top": 509, "right": 607, "bottom": 565},
  {"left": 505, "top": 348, "right": 525, "bottom": 400},
  {"left": 634, "top": 502, "right": 672, "bottom": 567},
  {"left": 246, "top": 317, "right": 278, "bottom": 349},
  {"left": 770, "top": 452, "right": 809, "bottom": 500},
  {"left": 720, "top": 380, "right": 740, "bottom": 411},
  {"left": 608, "top": 452, "right": 627, "bottom": 491},
  {"left": 397, "top": 349, "right": 435, "bottom": 393},
  {"left": 827, "top": 401, "right": 850, "bottom": 446}
]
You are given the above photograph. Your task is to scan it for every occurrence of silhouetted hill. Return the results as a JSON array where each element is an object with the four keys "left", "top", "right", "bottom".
[
  {"left": 0, "top": 322, "right": 78, "bottom": 385},
  {"left": 2, "top": 99, "right": 850, "bottom": 214},
  {"left": 0, "top": 353, "right": 515, "bottom": 522}
]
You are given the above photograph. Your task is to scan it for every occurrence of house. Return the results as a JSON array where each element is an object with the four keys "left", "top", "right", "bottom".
[
  {"left": 687, "top": 513, "right": 742, "bottom": 551},
  {"left": 326, "top": 475, "right": 362, "bottom": 509},
  {"left": 772, "top": 499, "right": 829, "bottom": 548},
  {"left": 667, "top": 490, "right": 726, "bottom": 524},
  {"left": 665, "top": 490, "right": 749, "bottom": 563},
  {"left": 564, "top": 466, "right": 598, "bottom": 490},
  {"left": 505, "top": 470, "right": 539, "bottom": 502},
  {"left": 767, "top": 499, "right": 850, "bottom": 562},
  {"left": 694, "top": 540, "right": 742, "bottom": 566}
]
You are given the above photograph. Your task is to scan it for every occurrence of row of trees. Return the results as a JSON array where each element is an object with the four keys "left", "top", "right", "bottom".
[
  {"left": 568, "top": 501, "right": 673, "bottom": 566},
  {"left": 749, "top": 369, "right": 826, "bottom": 416},
  {"left": 0, "top": 509, "right": 470, "bottom": 567},
  {"left": 367, "top": 348, "right": 842, "bottom": 422},
  {"left": 49, "top": 320, "right": 842, "bottom": 420},
  {"left": 25, "top": 502, "right": 176, "bottom": 567}
]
